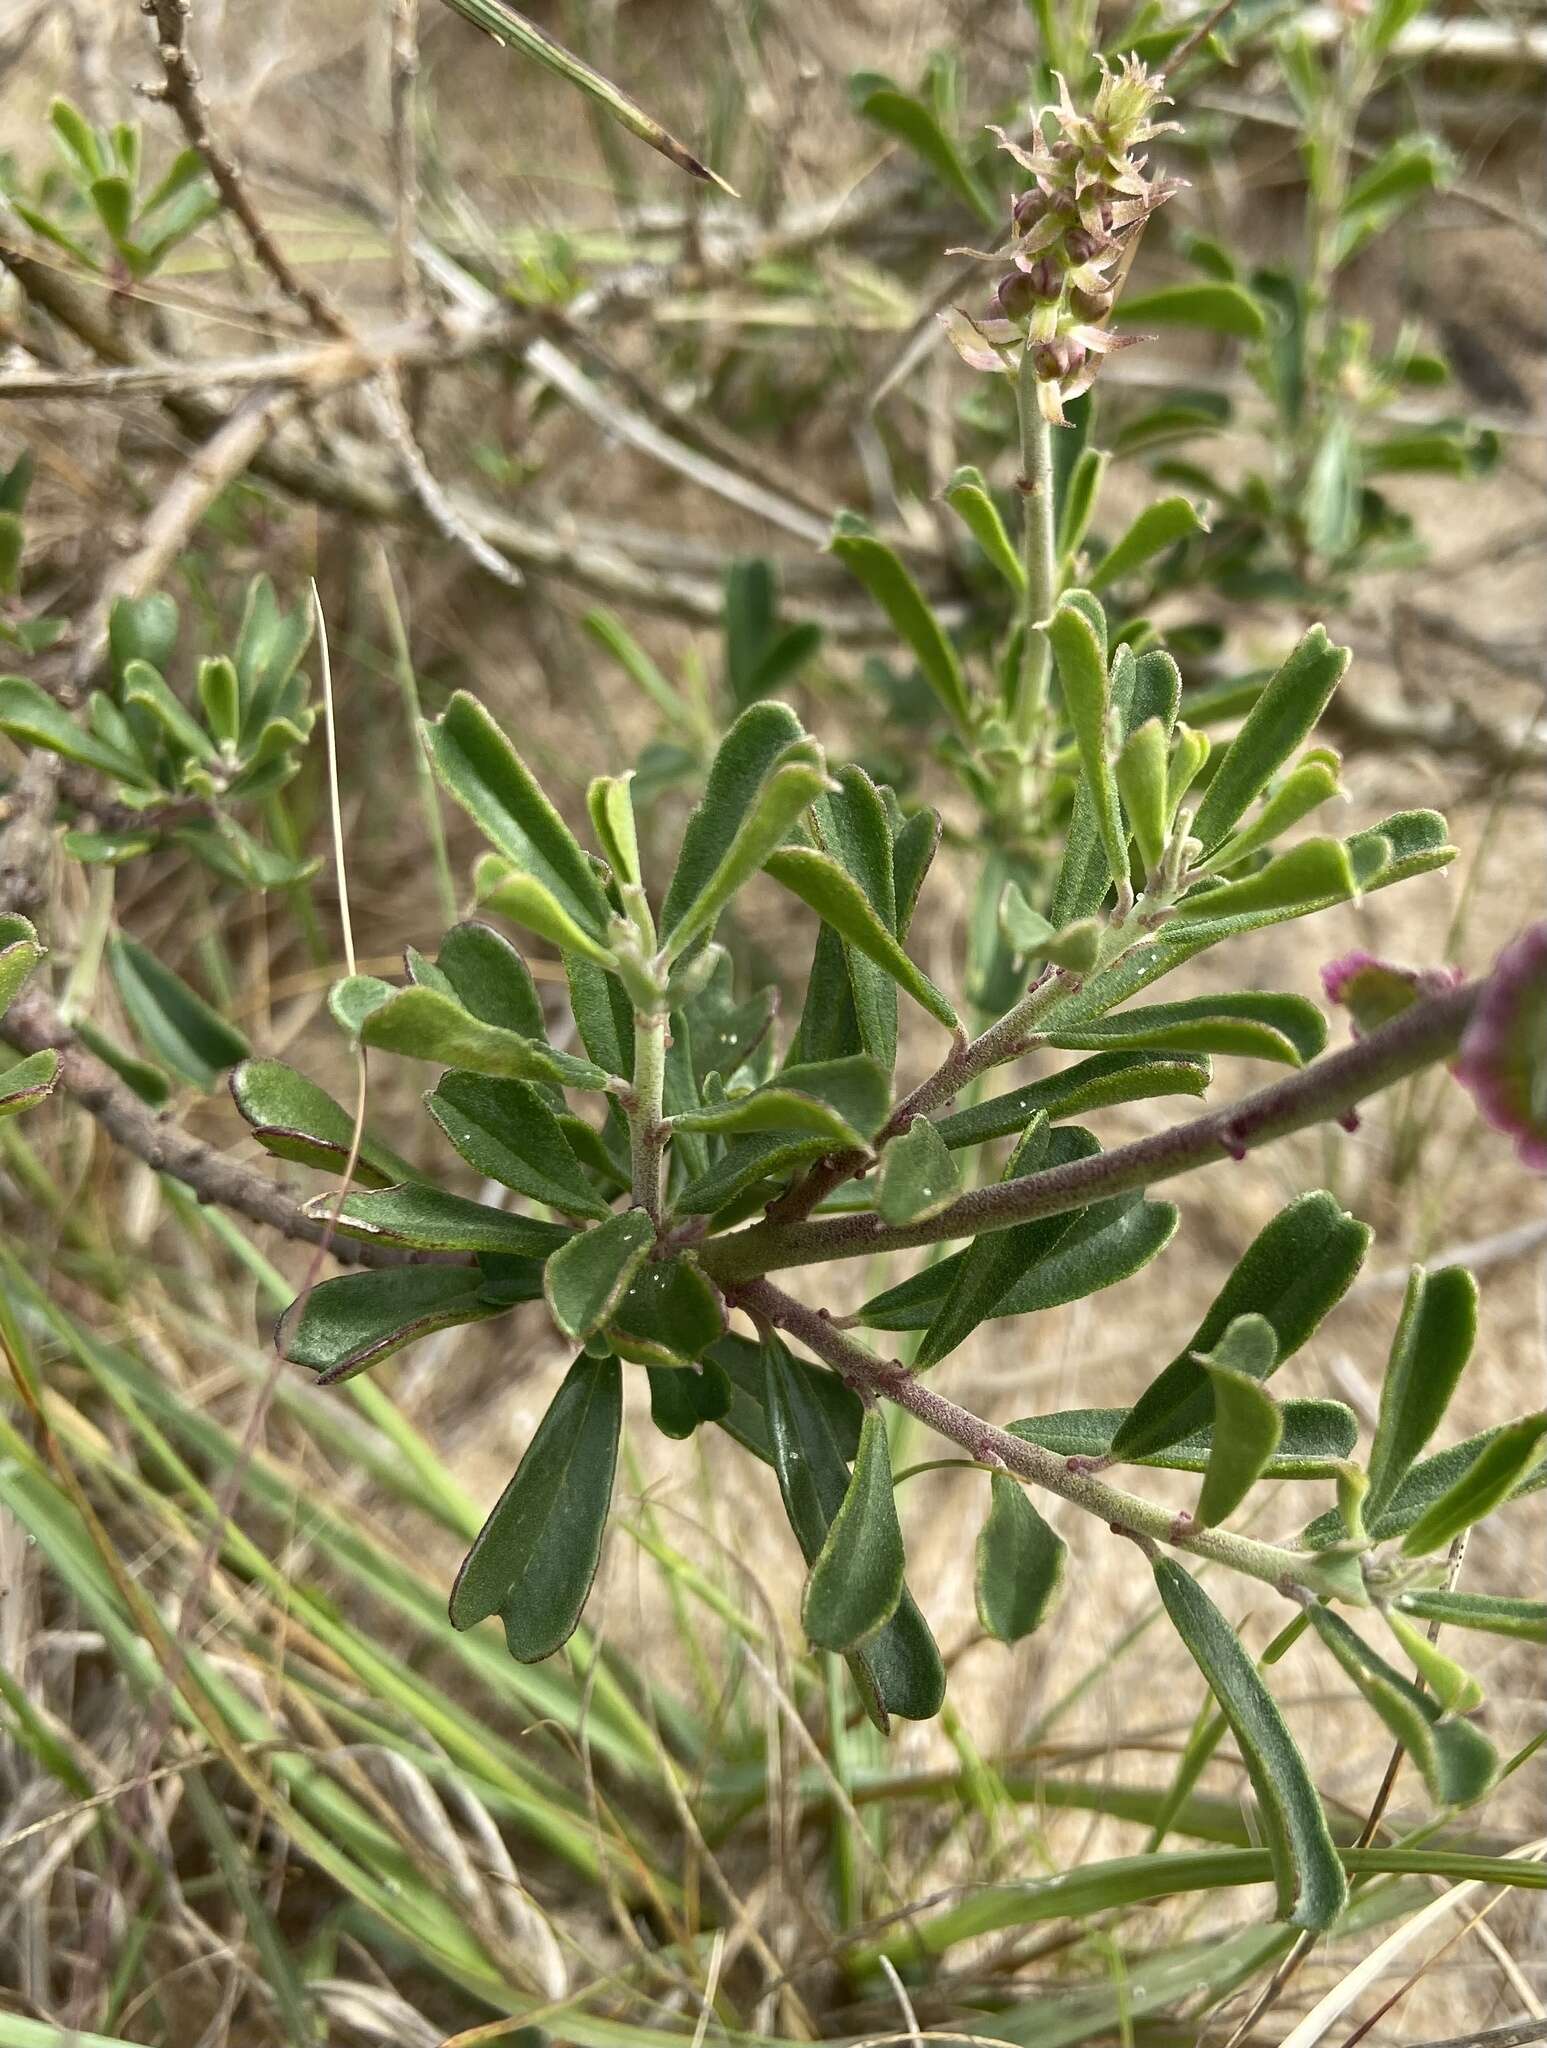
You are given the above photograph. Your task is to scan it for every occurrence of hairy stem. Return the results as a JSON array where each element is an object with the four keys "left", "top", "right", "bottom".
[
  {"left": 629, "top": 1010, "right": 669, "bottom": 1223},
  {"left": 736, "top": 1279, "right": 1355, "bottom": 1603},
  {"left": 703, "top": 978, "right": 1480, "bottom": 1282},
  {"left": 1013, "top": 348, "right": 1059, "bottom": 748}
]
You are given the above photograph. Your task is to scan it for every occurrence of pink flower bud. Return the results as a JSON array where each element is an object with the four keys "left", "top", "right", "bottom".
[
  {"left": 1032, "top": 337, "right": 1086, "bottom": 382},
  {"left": 996, "top": 262, "right": 1062, "bottom": 319}
]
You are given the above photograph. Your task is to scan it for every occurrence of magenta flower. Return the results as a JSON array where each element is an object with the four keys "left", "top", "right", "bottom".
[
  {"left": 1320, "top": 950, "right": 1462, "bottom": 1039},
  {"left": 1453, "top": 923, "right": 1547, "bottom": 1170}
]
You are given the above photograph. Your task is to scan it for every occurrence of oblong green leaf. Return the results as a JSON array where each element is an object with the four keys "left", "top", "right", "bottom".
[
  {"left": 230, "top": 1058, "right": 419, "bottom": 1189},
  {"left": 806, "top": 763, "right": 900, "bottom": 1069},
  {"left": 1400, "top": 1413, "right": 1547, "bottom": 1557},
  {"left": 277, "top": 1263, "right": 521, "bottom": 1384},
  {"left": 674, "top": 1054, "right": 890, "bottom": 1148},
  {"left": 1170, "top": 838, "right": 1358, "bottom": 929},
  {"left": 1383, "top": 1609, "right": 1483, "bottom": 1717},
  {"left": 933, "top": 1049, "right": 1211, "bottom": 1150},
  {"left": 427, "top": 1073, "right": 611, "bottom": 1219},
  {"left": 1048, "top": 595, "right": 1126, "bottom": 887},
  {"left": 1197, "top": 752, "right": 1344, "bottom": 875},
  {"left": 0, "top": 674, "right": 152, "bottom": 782},
  {"left": 332, "top": 977, "right": 607, "bottom": 1092},
  {"left": 305, "top": 1184, "right": 573, "bottom": 1257},
  {"left": 1012, "top": 1400, "right": 1358, "bottom": 1478},
  {"left": 434, "top": 920, "right": 549, "bottom": 1039},
  {"left": 423, "top": 691, "right": 613, "bottom": 941},
  {"left": 942, "top": 465, "right": 1024, "bottom": 591},
  {"left": 803, "top": 1408, "right": 906, "bottom": 1652},
  {"left": 828, "top": 513, "right": 971, "bottom": 734},
  {"left": 0, "top": 916, "right": 46, "bottom": 1017},
  {"left": 474, "top": 858, "right": 618, "bottom": 968},
  {"left": 449, "top": 1352, "right": 622, "bottom": 1663},
  {"left": 1118, "top": 281, "right": 1268, "bottom": 339},
  {"left": 107, "top": 935, "right": 250, "bottom": 1090},
  {"left": 1049, "top": 990, "right": 1327, "bottom": 1067},
  {"left": 1367, "top": 1265, "right": 1478, "bottom": 1515},
  {"left": 1303, "top": 1425, "right": 1547, "bottom": 1551},
  {"left": 1111, "top": 1193, "right": 1371, "bottom": 1462},
  {"left": 608, "top": 1254, "right": 725, "bottom": 1366},
  {"left": 975, "top": 1473, "right": 1066, "bottom": 1643},
  {"left": 1088, "top": 496, "right": 1208, "bottom": 591},
  {"left": 1307, "top": 1606, "right": 1497, "bottom": 1807},
  {"left": 0, "top": 1048, "right": 59, "bottom": 1116},
  {"left": 876, "top": 1116, "right": 961, "bottom": 1225},
  {"left": 851, "top": 74, "right": 995, "bottom": 224},
  {"left": 1393, "top": 1590, "right": 1547, "bottom": 1645},
  {"left": 1194, "top": 1360, "right": 1283, "bottom": 1530},
  {"left": 764, "top": 846, "right": 958, "bottom": 1032},
  {"left": 543, "top": 1207, "right": 656, "bottom": 1342},
  {"left": 1192, "top": 627, "right": 1351, "bottom": 849},
  {"left": 1154, "top": 1557, "right": 1348, "bottom": 1931},
  {"left": 1116, "top": 717, "right": 1170, "bottom": 876}
]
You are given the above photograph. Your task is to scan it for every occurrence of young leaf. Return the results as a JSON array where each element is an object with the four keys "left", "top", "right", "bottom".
[
  {"left": 1393, "top": 1590, "right": 1547, "bottom": 1645},
  {"left": 1057, "top": 445, "right": 1109, "bottom": 561},
  {"left": 107, "top": 936, "right": 250, "bottom": 1090},
  {"left": 277, "top": 1263, "right": 522, "bottom": 1384},
  {"left": 876, "top": 1116, "right": 961, "bottom": 1225},
  {"left": 1366, "top": 1265, "right": 1479, "bottom": 1515},
  {"left": 942, "top": 465, "right": 1024, "bottom": 591},
  {"left": 0, "top": 916, "right": 46, "bottom": 1016},
  {"left": 230, "top": 1058, "right": 419, "bottom": 1189},
  {"left": 828, "top": 514, "right": 972, "bottom": 735},
  {"left": 1303, "top": 1425, "right": 1547, "bottom": 1551},
  {"left": 1048, "top": 595, "right": 1126, "bottom": 888},
  {"left": 1400, "top": 1413, "right": 1547, "bottom": 1558},
  {"left": 933, "top": 1049, "right": 1211, "bottom": 1150},
  {"left": 426, "top": 1074, "right": 612, "bottom": 1219},
  {"left": 449, "top": 1352, "right": 622, "bottom": 1663},
  {"left": 609, "top": 1256, "right": 725, "bottom": 1366},
  {"left": 474, "top": 858, "right": 618, "bottom": 968},
  {"left": 1196, "top": 751, "right": 1343, "bottom": 874},
  {"left": 673, "top": 1054, "right": 890, "bottom": 1149},
  {"left": 1154, "top": 1558, "right": 1348, "bottom": 1931},
  {"left": 764, "top": 847, "right": 958, "bottom": 1032},
  {"left": 1048, "top": 990, "right": 1327, "bottom": 1067},
  {"left": 975, "top": 1474, "right": 1066, "bottom": 1644},
  {"left": 306, "top": 1184, "right": 572, "bottom": 1257},
  {"left": 1050, "top": 638, "right": 1138, "bottom": 926},
  {"left": 1192, "top": 627, "right": 1351, "bottom": 850},
  {"left": 1088, "top": 497, "right": 1207, "bottom": 591},
  {"left": 0, "top": 1049, "right": 58, "bottom": 1117},
  {"left": 0, "top": 675, "right": 154, "bottom": 783},
  {"left": 658, "top": 704, "right": 830, "bottom": 954},
  {"left": 1117, "top": 281, "right": 1268, "bottom": 339},
  {"left": 1169, "top": 838, "right": 1357, "bottom": 929},
  {"left": 1193, "top": 1360, "right": 1283, "bottom": 1531},
  {"left": 1116, "top": 717, "right": 1170, "bottom": 875},
  {"left": 806, "top": 764, "right": 901, "bottom": 1068},
  {"left": 423, "top": 691, "right": 613, "bottom": 942},
  {"left": 709, "top": 1331, "right": 863, "bottom": 1466},
  {"left": 1382, "top": 1610, "right": 1483, "bottom": 1717},
  {"left": 1111, "top": 1193, "right": 1371, "bottom": 1461},
  {"left": 332, "top": 977, "right": 607, "bottom": 1092},
  {"left": 433, "top": 921, "right": 547, "bottom": 1039},
  {"left": 1013, "top": 1400, "right": 1358, "bottom": 1478},
  {"left": 586, "top": 772, "right": 641, "bottom": 888},
  {"left": 803, "top": 1408, "right": 906, "bottom": 1652},
  {"left": 543, "top": 1207, "right": 656, "bottom": 1342},
  {"left": 1307, "top": 1607, "right": 1497, "bottom": 1806}
]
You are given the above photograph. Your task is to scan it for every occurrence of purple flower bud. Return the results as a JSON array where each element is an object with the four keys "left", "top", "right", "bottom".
[
  {"left": 1321, "top": 950, "right": 1461, "bottom": 1038},
  {"left": 996, "top": 262, "right": 1062, "bottom": 319},
  {"left": 1453, "top": 922, "right": 1547, "bottom": 1170},
  {"left": 1032, "top": 337, "right": 1086, "bottom": 382},
  {"left": 1070, "top": 283, "right": 1115, "bottom": 320},
  {"left": 1013, "top": 188, "right": 1048, "bottom": 231},
  {"left": 1064, "top": 226, "right": 1109, "bottom": 265}
]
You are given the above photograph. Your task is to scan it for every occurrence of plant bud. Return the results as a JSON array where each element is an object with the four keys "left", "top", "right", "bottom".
[
  {"left": 1070, "top": 283, "right": 1115, "bottom": 320},
  {"left": 1013, "top": 188, "right": 1048, "bottom": 231},
  {"left": 996, "top": 262, "right": 1061, "bottom": 318},
  {"left": 1063, "top": 226, "right": 1108, "bottom": 265},
  {"left": 1032, "top": 337, "right": 1086, "bottom": 382}
]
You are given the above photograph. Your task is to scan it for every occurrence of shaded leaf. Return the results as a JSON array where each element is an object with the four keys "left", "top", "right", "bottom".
[
  {"left": 674, "top": 1054, "right": 890, "bottom": 1149},
  {"left": 765, "top": 846, "right": 958, "bottom": 1032},
  {"left": 942, "top": 464, "right": 1024, "bottom": 590},
  {"left": 427, "top": 1073, "right": 611, "bottom": 1219},
  {"left": 1089, "top": 496, "right": 1208, "bottom": 590},
  {"left": 0, "top": 1048, "right": 58, "bottom": 1117},
  {"left": 1400, "top": 1413, "right": 1547, "bottom": 1557},
  {"left": 975, "top": 1474, "right": 1066, "bottom": 1643},
  {"left": 851, "top": 73, "right": 995, "bottom": 223},
  {"left": 933, "top": 1049, "right": 1211, "bottom": 1150},
  {"left": 608, "top": 1255, "right": 725, "bottom": 1366},
  {"left": 306, "top": 1183, "right": 572, "bottom": 1257},
  {"left": 829, "top": 514, "right": 971, "bottom": 734},
  {"left": 0, "top": 674, "right": 152, "bottom": 783},
  {"left": 1194, "top": 1356, "right": 1283, "bottom": 1530},
  {"left": 647, "top": 1359, "right": 733, "bottom": 1440},
  {"left": 543, "top": 1207, "right": 656, "bottom": 1341},
  {"left": 230, "top": 1058, "right": 418, "bottom": 1188},
  {"left": 332, "top": 976, "right": 607, "bottom": 1092},
  {"left": 1048, "top": 595, "right": 1126, "bottom": 887},
  {"left": 1118, "top": 281, "right": 1267, "bottom": 338},
  {"left": 1366, "top": 1265, "right": 1478, "bottom": 1516},
  {"left": 1012, "top": 1400, "right": 1357, "bottom": 1477},
  {"left": 1307, "top": 1606, "right": 1496, "bottom": 1806},
  {"left": 1049, "top": 990, "right": 1326, "bottom": 1067},
  {"left": 803, "top": 1408, "right": 906, "bottom": 1652},
  {"left": 107, "top": 935, "right": 249, "bottom": 1091},
  {"left": 277, "top": 1263, "right": 523, "bottom": 1384},
  {"left": 876, "top": 1116, "right": 961, "bottom": 1224},
  {"left": 1393, "top": 1590, "right": 1546, "bottom": 1645}
]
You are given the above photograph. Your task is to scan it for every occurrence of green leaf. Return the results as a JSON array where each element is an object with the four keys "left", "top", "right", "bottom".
[
  {"left": 658, "top": 702, "right": 829, "bottom": 955},
  {"left": 892, "top": 806, "right": 941, "bottom": 938},
  {"left": 1116, "top": 717, "right": 1170, "bottom": 875},
  {"left": 1196, "top": 751, "right": 1344, "bottom": 874},
  {"left": 332, "top": 977, "right": 607, "bottom": 1092},
  {"left": 765, "top": 846, "right": 958, "bottom": 1033},
  {"left": 89, "top": 172, "right": 133, "bottom": 242},
  {"left": 608, "top": 1255, "right": 725, "bottom": 1366},
  {"left": 1118, "top": 281, "right": 1268, "bottom": 339},
  {"left": 0, "top": 675, "right": 152, "bottom": 783},
  {"left": 0, "top": 917, "right": 46, "bottom": 1017},
  {"left": 1393, "top": 1590, "right": 1546, "bottom": 1645},
  {"left": 277, "top": 1263, "right": 521, "bottom": 1384},
  {"left": 432, "top": 0, "right": 731, "bottom": 191},
  {"left": 1048, "top": 595, "right": 1126, "bottom": 888},
  {"left": 828, "top": 513, "right": 971, "bottom": 735},
  {"left": 1111, "top": 1193, "right": 1371, "bottom": 1461},
  {"left": 761, "top": 1332, "right": 944, "bottom": 1727},
  {"left": 0, "top": 1048, "right": 59, "bottom": 1117},
  {"left": 1192, "top": 627, "right": 1351, "bottom": 849},
  {"left": 1171, "top": 837, "right": 1359, "bottom": 931},
  {"left": 1155, "top": 1558, "right": 1348, "bottom": 1931},
  {"left": 1307, "top": 1607, "right": 1496, "bottom": 1807},
  {"left": 424, "top": 691, "right": 613, "bottom": 942},
  {"left": 1057, "top": 445, "right": 1108, "bottom": 561},
  {"left": 1304, "top": 1426, "right": 1547, "bottom": 1551},
  {"left": 543, "top": 1208, "right": 656, "bottom": 1342},
  {"left": 435, "top": 920, "right": 549, "bottom": 1039},
  {"left": 50, "top": 95, "right": 106, "bottom": 179},
  {"left": 1366, "top": 1265, "right": 1478, "bottom": 1516},
  {"left": 1000, "top": 888, "right": 1102, "bottom": 973},
  {"left": 1012, "top": 1400, "right": 1358, "bottom": 1478},
  {"left": 427, "top": 1074, "right": 611, "bottom": 1220},
  {"left": 0, "top": 511, "right": 23, "bottom": 598},
  {"left": 647, "top": 1359, "right": 733, "bottom": 1439},
  {"left": 586, "top": 772, "right": 641, "bottom": 888},
  {"left": 975, "top": 1474, "right": 1066, "bottom": 1644},
  {"left": 1382, "top": 1610, "right": 1484, "bottom": 1717},
  {"left": 934, "top": 1049, "right": 1211, "bottom": 1150},
  {"left": 805, "top": 763, "right": 901, "bottom": 1069},
  {"left": 229, "top": 1058, "right": 419, "bottom": 1188},
  {"left": 676, "top": 1055, "right": 890, "bottom": 1152},
  {"left": 474, "top": 858, "right": 618, "bottom": 968},
  {"left": 1194, "top": 1354, "right": 1283, "bottom": 1530},
  {"left": 1400, "top": 1413, "right": 1547, "bottom": 1558},
  {"left": 1347, "top": 809, "right": 1456, "bottom": 890},
  {"left": 73, "top": 1018, "right": 168, "bottom": 1103},
  {"left": 306, "top": 1184, "right": 572, "bottom": 1258},
  {"left": 942, "top": 465, "right": 1024, "bottom": 591},
  {"left": 709, "top": 1331, "right": 862, "bottom": 1466},
  {"left": 802, "top": 1408, "right": 906, "bottom": 1652},
  {"left": 876, "top": 1116, "right": 961, "bottom": 1225},
  {"left": 449, "top": 1352, "right": 622, "bottom": 1661},
  {"left": 1049, "top": 990, "right": 1327, "bottom": 1067},
  {"left": 121, "top": 658, "right": 217, "bottom": 762},
  {"left": 850, "top": 73, "right": 995, "bottom": 224},
  {"left": 107, "top": 935, "right": 249, "bottom": 1090},
  {"left": 1089, "top": 496, "right": 1208, "bottom": 590}
]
